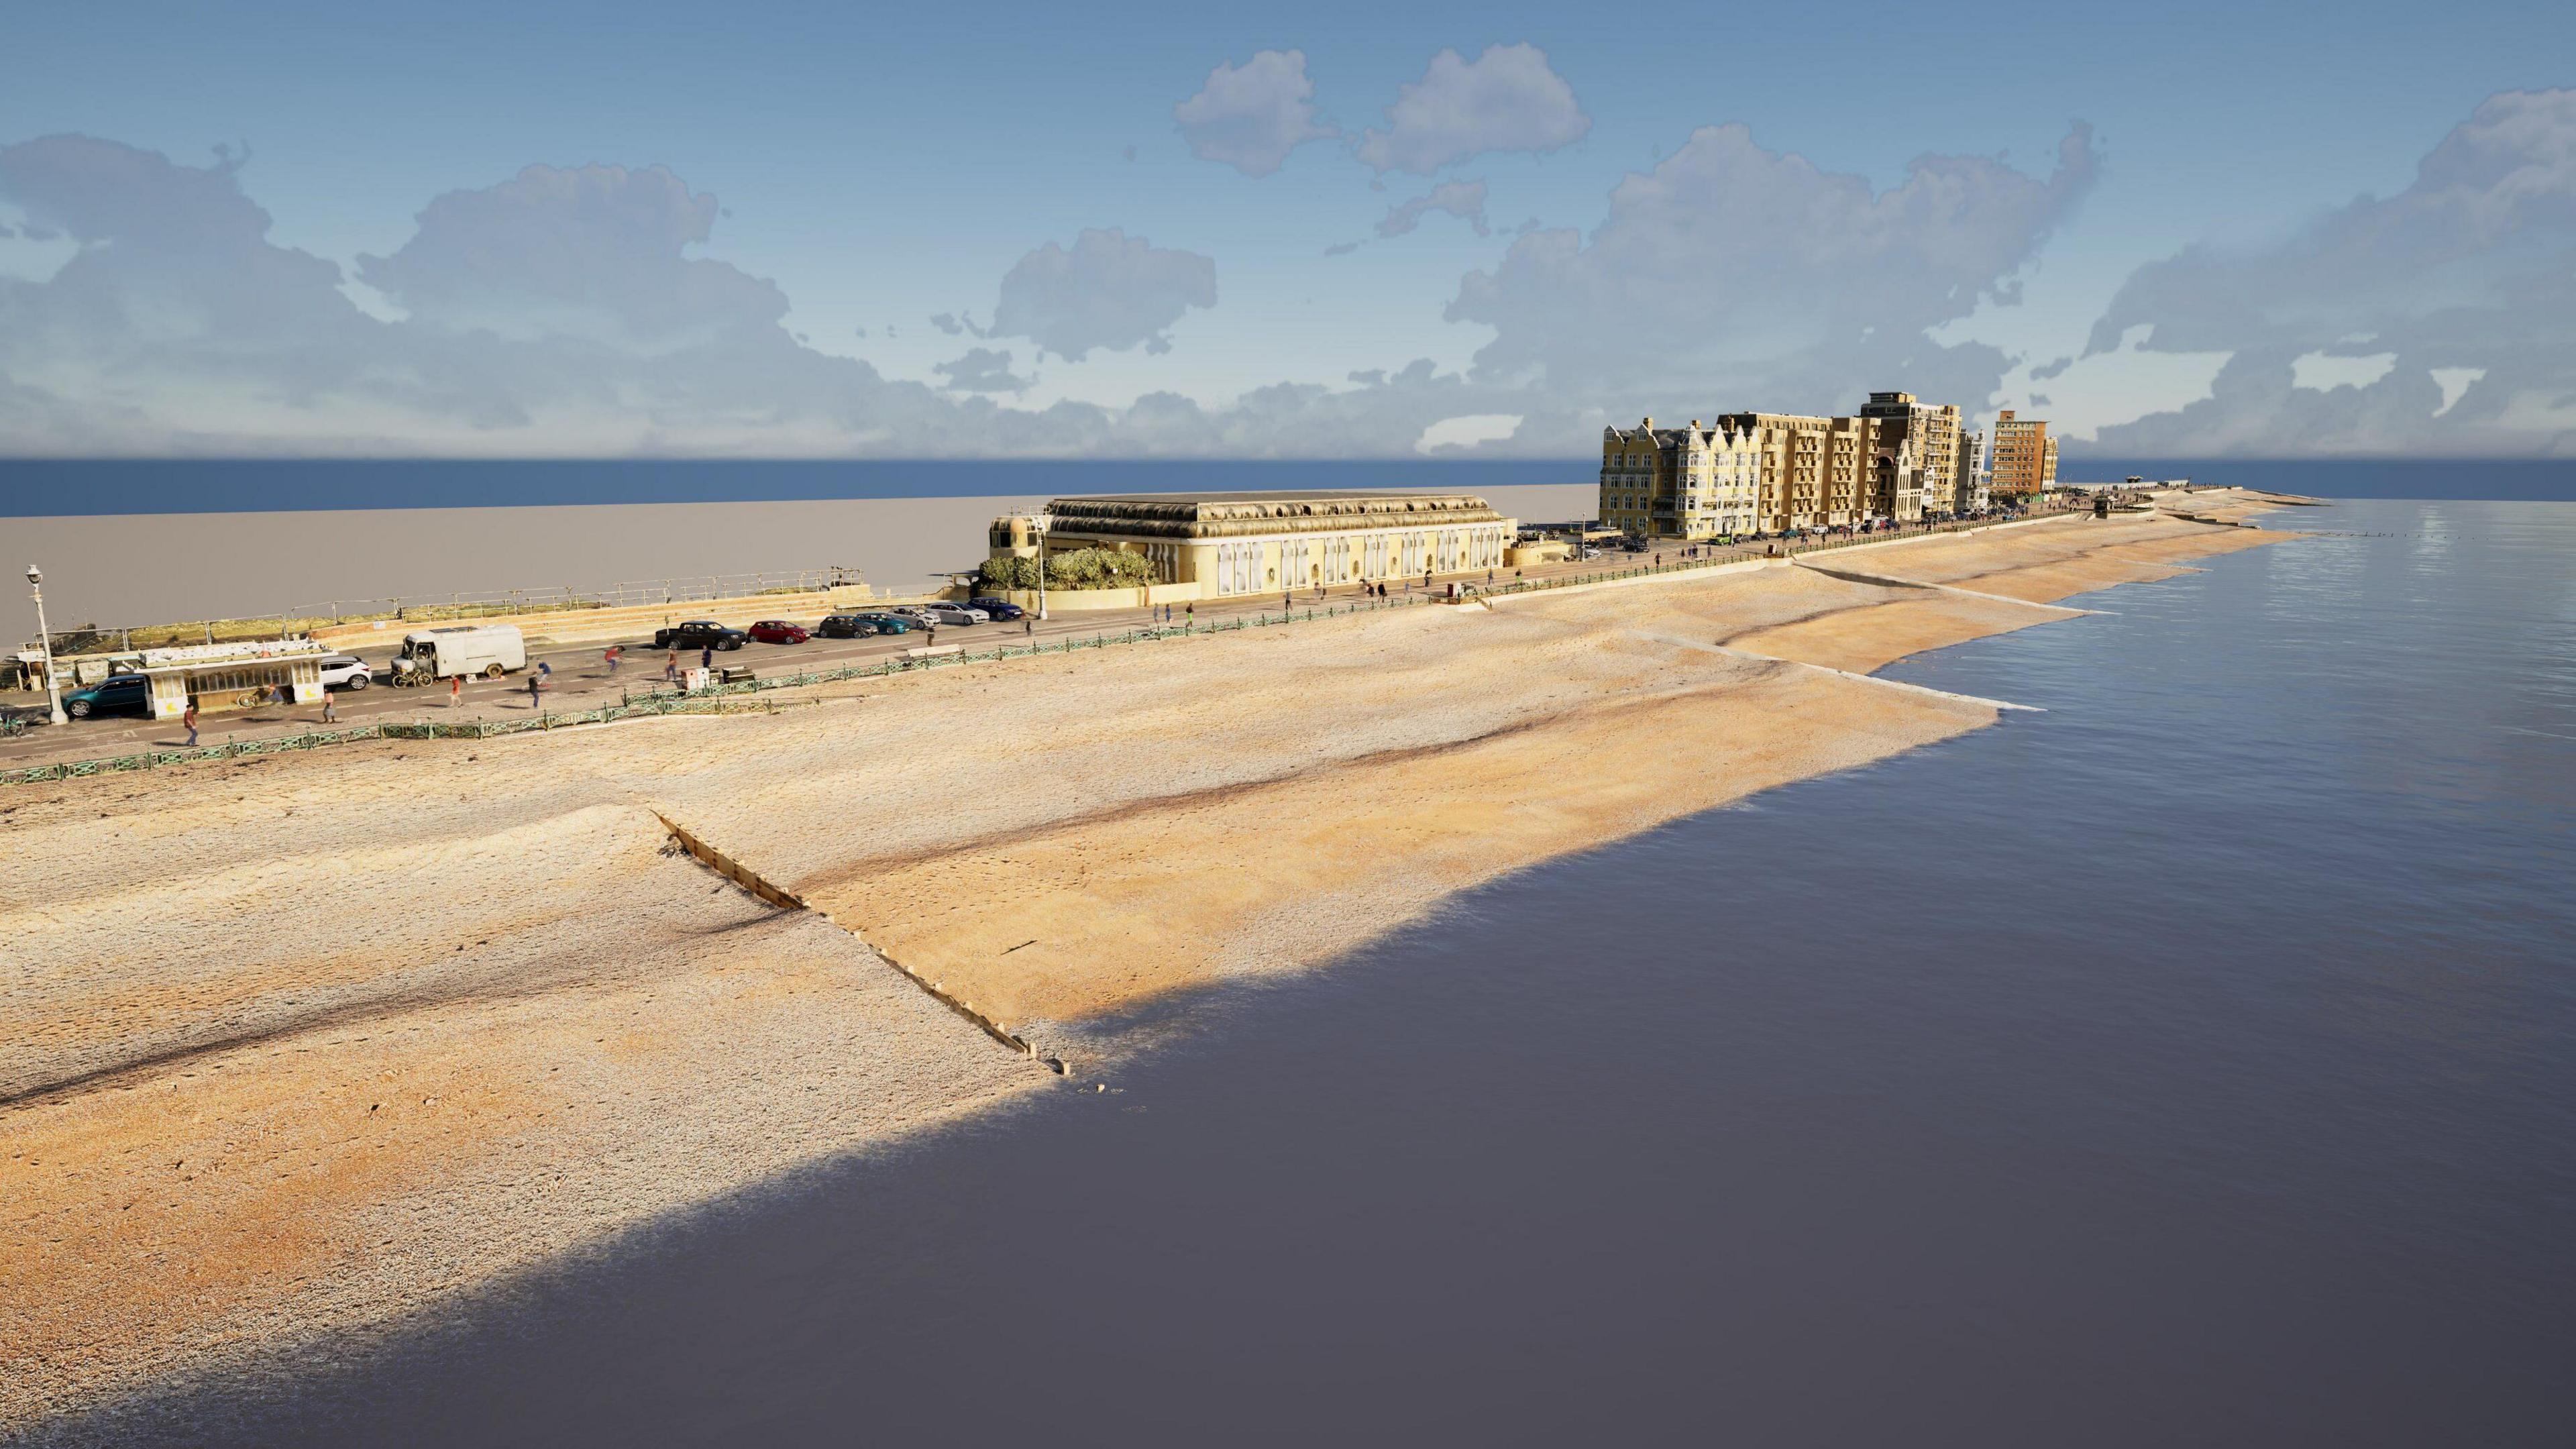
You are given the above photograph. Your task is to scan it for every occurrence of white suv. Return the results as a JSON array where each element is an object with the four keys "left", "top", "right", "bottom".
[{"left": 317, "top": 655, "right": 373, "bottom": 690}]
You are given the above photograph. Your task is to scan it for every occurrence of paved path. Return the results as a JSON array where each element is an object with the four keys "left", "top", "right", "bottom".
[{"left": 3, "top": 511, "right": 2062, "bottom": 771}]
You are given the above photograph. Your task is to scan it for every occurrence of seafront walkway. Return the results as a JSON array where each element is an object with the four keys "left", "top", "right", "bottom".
[{"left": 0, "top": 505, "right": 2078, "bottom": 782}]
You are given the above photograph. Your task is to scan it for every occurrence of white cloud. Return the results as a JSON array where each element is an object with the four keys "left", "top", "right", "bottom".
[
  {"left": 2086, "top": 89, "right": 2576, "bottom": 456},
  {"left": 987, "top": 227, "right": 1217, "bottom": 362},
  {"left": 1377, "top": 180, "right": 1490, "bottom": 239},
  {"left": 356, "top": 164, "right": 784, "bottom": 347},
  {"left": 1355, "top": 45, "right": 1589, "bottom": 176},
  {"left": 933, "top": 347, "right": 1032, "bottom": 393},
  {"left": 0, "top": 135, "right": 1516, "bottom": 458},
  {"left": 2430, "top": 366, "right": 2485, "bottom": 416},
  {"left": 1446, "top": 121, "right": 2098, "bottom": 419},
  {"left": 2290, "top": 350, "right": 2397, "bottom": 391},
  {"left": 1173, "top": 50, "right": 1336, "bottom": 178},
  {"left": 1413, "top": 412, "right": 1521, "bottom": 452}
]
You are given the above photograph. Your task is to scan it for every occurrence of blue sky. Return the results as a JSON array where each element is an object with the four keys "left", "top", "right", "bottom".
[{"left": 3, "top": 0, "right": 2571, "bottom": 457}]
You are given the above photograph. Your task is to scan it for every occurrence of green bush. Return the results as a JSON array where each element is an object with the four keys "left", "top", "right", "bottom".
[{"left": 979, "top": 548, "right": 1156, "bottom": 592}]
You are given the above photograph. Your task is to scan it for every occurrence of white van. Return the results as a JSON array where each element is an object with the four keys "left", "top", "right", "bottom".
[{"left": 389, "top": 624, "right": 527, "bottom": 685}]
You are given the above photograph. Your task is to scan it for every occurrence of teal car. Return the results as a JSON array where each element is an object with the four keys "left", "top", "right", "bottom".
[
  {"left": 62, "top": 672, "right": 152, "bottom": 719},
  {"left": 851, "top": 613, "right": 914, "bottom": 634}
]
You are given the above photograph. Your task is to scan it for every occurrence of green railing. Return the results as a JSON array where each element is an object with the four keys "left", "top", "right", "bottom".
[{"left": 3, "top": 509, "right": 2064, "bottom": 788}]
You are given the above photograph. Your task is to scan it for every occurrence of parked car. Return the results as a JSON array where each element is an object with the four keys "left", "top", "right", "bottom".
[
  {"left": 893, "top": 604, "right": 986, "bottom": 627},
  {"left": 815, "top": 613, "right": 877, "bottom": 638},
  {"left": 62, "top": 672, "right": 152, "bottom": 720},
  {"left": 317, "top": 655, "right": 372, "bottom": 690},
  {"left": 746, "top": 619, "right": 810, "bottom": 645},
  {"left": 852, "top": 612, "right": 914, "bottom": 634},
  {"left": 652, "top": 619, "right": 747, "bottom": 651},
  {"left": 965, "top": 596, "right": 1026, "bottom": 621}
]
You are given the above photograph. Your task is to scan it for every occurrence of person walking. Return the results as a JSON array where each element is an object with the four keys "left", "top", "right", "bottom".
[
  {"left": 604, "top": 645, "right": 621, "bottom": 675},
  {"left": 665, "top": 649, "right": 679, "bottom": 683},
  {"left": 527, "top": 671, "right": 542, "bottom": 710},
  {"left": 449, "top": 674, "right": 463, "bottom": 708},
  {"left": 699, "top": 644, "right": 713, "bottom": 674},
  {"left": 320, "top": 689, "right": 338, "bottom": 725},
  {"left": 182, "top": 700, "right": 199, "bottom": 747},
  {"left": 1024, "top": 616, "right": 1034, "bottom": 640}
]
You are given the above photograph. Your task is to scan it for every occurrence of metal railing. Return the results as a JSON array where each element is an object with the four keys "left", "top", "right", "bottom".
[
  {"left": 3, "top": 508, "right": 2071, "bottom": 788},
  {"left": 23, "top": 568, "right": 873, "bottom": 657}
]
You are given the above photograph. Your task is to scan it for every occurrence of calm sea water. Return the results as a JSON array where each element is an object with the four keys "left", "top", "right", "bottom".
[
  {"left": 3, "top": 455, "right": 2571, "bottom": 517},
  {"left": 57, "top": 499, "right": 2576, "bottom": 1446}
]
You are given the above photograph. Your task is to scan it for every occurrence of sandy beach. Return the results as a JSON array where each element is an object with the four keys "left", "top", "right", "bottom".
[{"left": 0, "top": 495, "right": 2293, "bottom": 1431}]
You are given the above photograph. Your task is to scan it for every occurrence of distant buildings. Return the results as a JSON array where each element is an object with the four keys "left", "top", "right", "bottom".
[
  {"left": 1599, "top": 391, "right": 1992, "bottom": 540},
  {"left": 1987, "top": 409, "right": 2058, "bottom": 500}
]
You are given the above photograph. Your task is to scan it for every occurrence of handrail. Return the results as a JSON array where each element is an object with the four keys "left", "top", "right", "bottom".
[{"left": 3, "top": 507, "right": 2070, "bottom": 787}]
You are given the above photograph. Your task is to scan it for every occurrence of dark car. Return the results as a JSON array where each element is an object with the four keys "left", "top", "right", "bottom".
[
  {"left": 653, "top": 620, "right": 746, "bottom": 651},
  {"left": 63, "top": 672, "right": 152, "bottom": 720},
  {"left": 965, "top": 596, "right": 1027, "bottom": 621},
  {"left": 815, "top": 613, "right": 877, "bottom": 639},
  {"left": 851, "top": 612, "right": 914, "bottom": 634},
  {"left": 746, "top": 619, "right": 810, "bottom": 645}
]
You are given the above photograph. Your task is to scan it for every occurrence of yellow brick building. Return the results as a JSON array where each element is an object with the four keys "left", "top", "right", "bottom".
[{"left": 1597, "top": 418, "right": 1764, "bottom": 539}]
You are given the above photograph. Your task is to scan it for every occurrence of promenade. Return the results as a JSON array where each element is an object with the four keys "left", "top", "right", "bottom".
[{"left": 0, "top": 504, "right": 2080, "bottom": 777}]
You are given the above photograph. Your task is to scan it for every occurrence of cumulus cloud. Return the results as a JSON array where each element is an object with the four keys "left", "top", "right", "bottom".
[
  {"left": 1173, "top": 50, "right": 1336, "bottom": 178},
  {"left": 1355, "top": 45, "right": 1589, "bottom": 176},
  {"left": 933, "top": 347, "right": 1033, "bottom": 393},
  {"left": 356, "top": 164, "right": 786, "bottom": 345},
  {"left": 1376, "top": 180, "right": 1490, "bottom": 239},
  {"left": 2084, "top": 88, "right": 2576, "bottom": 455},
  {"left": 987, "top": 227, "right": 1216, "bottom": 361},
  {"left": 1446, "top": 121, "right": 2098, "bottom": 418},
  {"left": 0, "top": 133, "right": 1514, "bottom": 458}
]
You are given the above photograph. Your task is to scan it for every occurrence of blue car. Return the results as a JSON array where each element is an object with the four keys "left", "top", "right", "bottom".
[
  {"left": 62, "top": 672, "right": 152, "bottom": 720},
  {"left": 966, "top": 596, "right": 1026, "bottom": 621}
]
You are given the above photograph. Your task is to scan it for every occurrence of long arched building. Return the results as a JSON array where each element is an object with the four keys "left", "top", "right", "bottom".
[{"left": 991, "top": 492, "right": 1521, "bottom": 600}]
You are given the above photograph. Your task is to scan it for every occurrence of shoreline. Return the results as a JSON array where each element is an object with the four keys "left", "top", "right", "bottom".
[{"left": 0, "top": 493, "right": 2298, "bottom": 1432}]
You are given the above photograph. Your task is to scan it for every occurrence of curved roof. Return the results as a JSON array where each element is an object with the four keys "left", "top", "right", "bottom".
[{"left": 1043, "top": 491, "right": 1506, "bottom": 540}]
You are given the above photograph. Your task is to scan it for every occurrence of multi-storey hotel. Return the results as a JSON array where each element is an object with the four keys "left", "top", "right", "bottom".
[
  {"left": 1601, "top": 392, "right": 1990, "bottom": 540},
  {"left": 1988, "top": 409, "right": 2057, "bottom": 499}
]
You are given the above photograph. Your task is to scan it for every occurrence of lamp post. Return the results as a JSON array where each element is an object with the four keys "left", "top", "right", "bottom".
[
  {"left": 1033, "top": 512, "right": 1051, "bottom": 623},
  {"left": 28, "top": 564, "right": 67, "bottom": 726}
]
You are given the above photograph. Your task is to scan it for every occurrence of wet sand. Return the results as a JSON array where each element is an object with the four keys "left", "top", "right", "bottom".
[{"left": 0, "top": 498, "right": 2293, "bottom": 1430}]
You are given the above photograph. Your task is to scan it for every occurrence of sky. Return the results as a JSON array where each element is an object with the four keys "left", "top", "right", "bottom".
[{"left": 2, "top": 0, "right": 2571, "bottom": 460}]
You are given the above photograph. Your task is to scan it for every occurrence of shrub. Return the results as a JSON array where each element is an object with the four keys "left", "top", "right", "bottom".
[{"left": 979, "top": 548, "right": 1155, "bottom": 592}]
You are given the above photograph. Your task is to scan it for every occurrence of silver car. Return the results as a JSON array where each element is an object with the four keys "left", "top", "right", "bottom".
[{"left": 918, "top": 603, "right": 989, "bottom": 626}]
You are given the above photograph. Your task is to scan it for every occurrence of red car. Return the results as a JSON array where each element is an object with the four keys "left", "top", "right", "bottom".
[{"left": 745, "top": 619, "right": 810, "bottom": 645}]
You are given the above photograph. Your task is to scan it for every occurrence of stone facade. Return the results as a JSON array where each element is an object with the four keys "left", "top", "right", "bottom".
[{"left": 992, "top": 492, "right": 1519, "bottom": 601}]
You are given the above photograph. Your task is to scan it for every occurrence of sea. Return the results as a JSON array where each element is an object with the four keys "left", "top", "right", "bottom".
[{"left": 27, "top": 474, "right": 2576, "bottom": 1446}]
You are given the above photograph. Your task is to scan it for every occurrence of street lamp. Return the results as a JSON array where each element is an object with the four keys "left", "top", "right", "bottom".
[
  {"left": 27, "top": 564, "right": 66, "bottom": 726},
  {"left": 1032, "top": 511, "right": 1052, "bottom": 622}
]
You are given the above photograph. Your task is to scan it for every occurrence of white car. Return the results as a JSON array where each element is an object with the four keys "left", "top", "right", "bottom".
[
  {"left": 916, "top": 603, "right": 989, "bottom": 626},
  {"left": 317, "top": 654, "right": 373, "bottom": 690}
]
